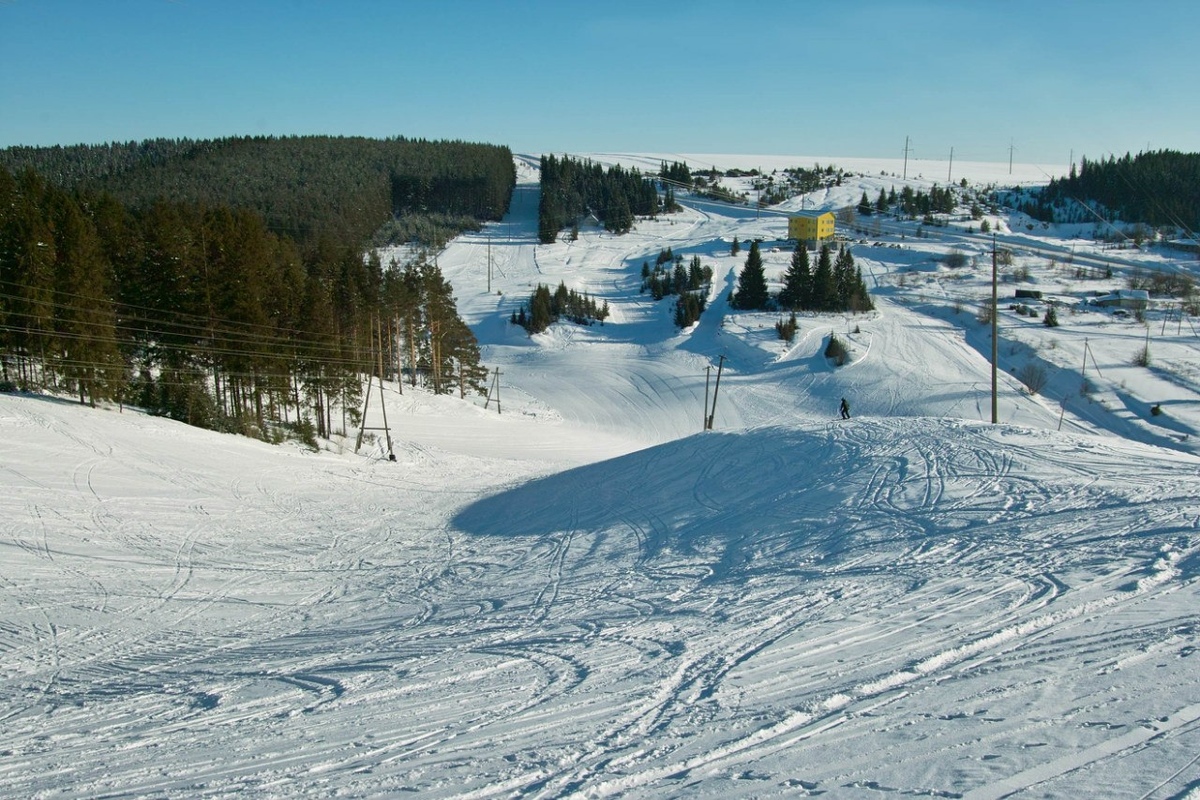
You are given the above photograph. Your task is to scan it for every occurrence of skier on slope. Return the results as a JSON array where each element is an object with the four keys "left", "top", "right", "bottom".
[{"left": 839, "top": 397, "right": 850, "bottom": 420}]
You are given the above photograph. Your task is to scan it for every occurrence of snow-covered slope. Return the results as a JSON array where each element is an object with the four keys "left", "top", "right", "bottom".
[{"left": 3, "top": 154, "right": 1200, "bottom": 798}]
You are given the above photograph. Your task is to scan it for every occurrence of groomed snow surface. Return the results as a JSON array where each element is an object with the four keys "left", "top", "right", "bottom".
[{"left": 4, "top": 154, "right": 1200, "bottom": 798}]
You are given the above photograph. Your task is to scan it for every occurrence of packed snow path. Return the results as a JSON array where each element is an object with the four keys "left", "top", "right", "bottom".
[{"left": 2, "top": 396, "right": 1200, "bottom": 797}]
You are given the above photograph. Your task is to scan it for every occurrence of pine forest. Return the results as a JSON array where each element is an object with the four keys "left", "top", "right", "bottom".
[
  {"left": 1023, "top": 150, "right": 1200, "bottom": 233},
  {"left": 0, "top": 136, "right": 516, "bottom": 444},
  {"left": 537, "top": 154, "right": 660, "bottom": 243}
]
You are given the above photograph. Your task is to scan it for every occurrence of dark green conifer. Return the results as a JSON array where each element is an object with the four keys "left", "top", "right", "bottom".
[
  {"left": 778, "top": 241, "right": 811, "bottom": 310},
  {"left": 733, "top": 240, "right": 769, "bottom": 310},
  {"left": 811, "top": 244, "right": 836, "bottom": 311}
]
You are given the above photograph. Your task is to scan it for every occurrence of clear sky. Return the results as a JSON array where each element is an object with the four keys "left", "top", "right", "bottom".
[{"left": 3, "top": 0, "right": 1198, "bottom": 168}]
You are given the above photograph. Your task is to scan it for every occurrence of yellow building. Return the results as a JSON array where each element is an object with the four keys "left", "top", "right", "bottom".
[{"left": 787, "top": 211, "right": 835, "bottom": 244}]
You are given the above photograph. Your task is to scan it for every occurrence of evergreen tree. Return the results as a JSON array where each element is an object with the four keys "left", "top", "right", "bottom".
[
  {"left": 733, "top": 240, "right": 769, "bottom": 310},
  {"left": 834, "top": 245, "right": 856, "bottom": 310},
  {"left": 2, "top": 170, "right": 57, "bottom": 389},
  {"left": 775, "top": 311, "right": 798, "bottom": 342},
  {"left": 778, "top": 241, "right": 811, "bottom": 310},
  {"left": 731, "top": 236, "right": 740, "bottom": 256},
  {"left": 298, "top": 268, "right": 340, "bottom": 438},
  {"left": 672, "top": 261, "right": 689, "bottom": 295},
  {"left": 421, "top": 262, "right": 483, "bottom": 395},
  {"left": 528, "top": 284, "right": 554, "bottom": 333},
  {"left": 688, "top": 254, "right": 709, "bottom": 290},
  {"left": 857, "top": 191, "right": 873, "bottom": 216},
  {"left": 49, "top": 189, "right": 123, "bottom": 405},
  {"left": 852, "top": 265, "right": 874, "bottom": 312},
  {"left": 811, "top": 244, "right": 837, "bottom": 311}
]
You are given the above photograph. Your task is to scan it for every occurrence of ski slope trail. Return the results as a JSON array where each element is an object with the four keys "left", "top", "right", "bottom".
[
  {"left": 3, "top": 393, "right": 1200, "bottom": 797},
  {"left": 5, "top": 153, "right": 1200, "bottom": 797}
]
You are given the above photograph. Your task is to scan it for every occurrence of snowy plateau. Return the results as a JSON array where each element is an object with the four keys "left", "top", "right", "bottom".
[{"left": 4, "top": 153, "right": 1200, "bottom": 799}]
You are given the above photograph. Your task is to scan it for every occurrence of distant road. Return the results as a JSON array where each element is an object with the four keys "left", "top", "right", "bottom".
[{"left": 675, "top": 186, "right": 1195, "bottom": 281}]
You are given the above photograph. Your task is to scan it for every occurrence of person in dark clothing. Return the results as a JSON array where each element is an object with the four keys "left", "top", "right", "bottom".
[{"left": 839, "top": 397, "right": 850, "bottom": 420}]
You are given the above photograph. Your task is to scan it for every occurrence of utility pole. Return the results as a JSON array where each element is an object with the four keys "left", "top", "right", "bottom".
[
  {"left": 947, "top": 147, "right": 954, "bottom": 184},
  {"left": 355, "top": 317, "right": 396, "bottom": 460},
  {"left": 903, "top": 136, "right": 911, "bottom": 180},
  {"left": 703, "top": 365, "right": 711, "bottom": 431},
  {"left": 1009, "top": 140, "right": 1016, "bottom": 175},
  {"left": 485, "top": 367, "right": 502, "bottom": 414},
  {"left": 991, "top": 234, "right": 999, "bottom": 424},
  {"left": 390, "top": 317, "right": 401, "bottom": 395},
  {"left": 706, "top": 355, "right": 726, "bottom": 431}
]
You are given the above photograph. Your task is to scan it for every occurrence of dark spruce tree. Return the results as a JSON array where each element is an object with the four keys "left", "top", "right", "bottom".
[
  {"left": 777, "top": 241, "right": 812, "bottom": 311},
  {"left": 732, "top": 240, "right": 769, "bottom": 310},
  {"left": 811, "top": 243, "right": 837, "bottom": 312},
  {"left": 857, "top": 191, "right": 873, "bottom": 216}
]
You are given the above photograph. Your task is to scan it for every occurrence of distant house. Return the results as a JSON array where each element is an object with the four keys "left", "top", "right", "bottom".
[
  {"left": 1094, "top": 289, "right": 1149, "bottom": 310},
  {"left": 787, "top": 211, "right": 835, "bottom": 247}
]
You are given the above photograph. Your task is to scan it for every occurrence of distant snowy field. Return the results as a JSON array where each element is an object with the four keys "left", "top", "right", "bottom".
[{"left": 4, "top": 154, "right": 1200, "bottom": 798}]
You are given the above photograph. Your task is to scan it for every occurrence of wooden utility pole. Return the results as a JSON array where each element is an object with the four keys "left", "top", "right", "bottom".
[
  {"left": 485, "top": 367, "right": 502, "bottom": 414},
  {"left": 355, "top": 317, "right": 395, "bottom": 460},
  {"left": 902, "top": 136, "right": 911, "bottom": 180},
  {"left": 1061, "top": 337, "right": 1104, "bottom": 431},
  {"left": 991, "top": 234, "right": 999, "bottom": 424},
  {"left": 703, "top": 365, "right": 712, "bottom": 431},
  {"left": 947, "top": 147, "right": 954, "bottom": 184},
  {"left": 391, "top": 317, "right": 402, "bottom": 395},
  {"left": 706, "top": 355, "right": 726, "bottom": 430}
]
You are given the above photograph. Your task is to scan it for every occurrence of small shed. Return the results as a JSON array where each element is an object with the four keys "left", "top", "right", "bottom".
[{"left": 1094, "top": 289, "right": 1149, "bottom": 310}]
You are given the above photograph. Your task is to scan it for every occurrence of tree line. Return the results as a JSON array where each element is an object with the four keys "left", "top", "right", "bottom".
[
  {"left": 0, "top": 149, "right": 496, "bottom": 443},
  {"left": 511, "top": 282, "right": 610, "bottom": 334},
  {"left": 538, "top": 154, "right": 660, "bottom": 242},
  {"left": 857, "top": 185, "right": 958, "bottom": 219},
  {"left": 0, "top": 135, "right": 517, "bottom": 250},
  {"left": 1034, "top": 150, "right": 1200, "bottom": 233},
  {"left": 638, "top": 248, "right": 713, "bottom": 328},
  {"left": 733, "top": 240, "right": 873, "bottom": 314}
]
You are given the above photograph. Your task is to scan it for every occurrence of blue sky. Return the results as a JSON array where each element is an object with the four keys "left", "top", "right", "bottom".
[{"left": 3, "top": 0, "right": 1198, "bottom": 167}]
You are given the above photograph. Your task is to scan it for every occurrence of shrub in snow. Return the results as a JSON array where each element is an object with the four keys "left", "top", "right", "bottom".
[
  {"left": 1017, "top": 363, "right": 1048, "bottom": 395},
  {"left": 775, "top": 313, "right": 798, "bottom": 343},
  {"left": 825, "top": 334, "right": 849, "bottom": 366}
]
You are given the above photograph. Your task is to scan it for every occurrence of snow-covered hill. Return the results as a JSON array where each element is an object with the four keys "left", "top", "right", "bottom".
[{"left": 3, "top": 154, "right": 1200, "bottom": 798}]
